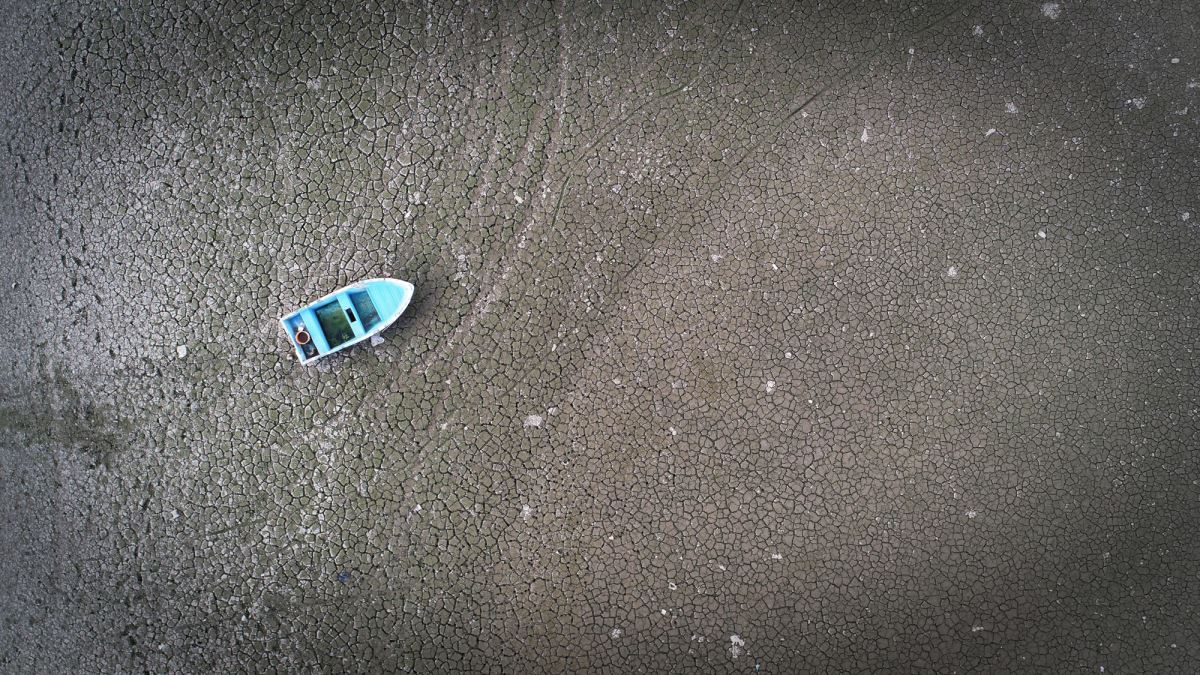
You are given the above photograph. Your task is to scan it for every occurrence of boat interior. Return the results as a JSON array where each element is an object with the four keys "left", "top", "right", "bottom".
[{"left": 282, "top": 287, "right": 387, "bottom": 362}]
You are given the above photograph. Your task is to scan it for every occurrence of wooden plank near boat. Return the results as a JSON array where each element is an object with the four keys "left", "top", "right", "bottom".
[{"left": 280, "top": 277, "right": 414, "bottom": 364}]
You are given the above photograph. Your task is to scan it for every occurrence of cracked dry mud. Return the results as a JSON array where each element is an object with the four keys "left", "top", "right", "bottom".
[{"left": 1, "top": 0, "right": 1198, "bottom": 671}]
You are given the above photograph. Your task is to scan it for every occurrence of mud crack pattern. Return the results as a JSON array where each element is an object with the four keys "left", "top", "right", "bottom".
[{"left": 1, "top": 0, "right": 1198, "bottom": 671}]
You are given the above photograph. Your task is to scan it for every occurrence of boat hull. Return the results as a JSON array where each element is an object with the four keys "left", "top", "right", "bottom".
[{"left": 280, "top": 277, "right": 414, "bottom": 364}]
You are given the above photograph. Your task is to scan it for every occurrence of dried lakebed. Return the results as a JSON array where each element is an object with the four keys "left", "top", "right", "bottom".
[{"left": 1, "top": 0, "right": 1198, "bottom": 671}]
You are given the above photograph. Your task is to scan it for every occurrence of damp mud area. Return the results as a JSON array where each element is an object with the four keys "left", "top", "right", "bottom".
[{"left": 1, "top": 0, "right": 1198, "bottom": 671}]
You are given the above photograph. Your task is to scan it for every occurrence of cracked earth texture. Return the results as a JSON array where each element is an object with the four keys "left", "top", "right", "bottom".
[{"left": 1, "top": 0, "right": 1198, "bottom": 672}]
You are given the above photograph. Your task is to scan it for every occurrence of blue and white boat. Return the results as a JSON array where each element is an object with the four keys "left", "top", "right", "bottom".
[{"left": 280, "top": 277, "right": 414, "bottom": 364}]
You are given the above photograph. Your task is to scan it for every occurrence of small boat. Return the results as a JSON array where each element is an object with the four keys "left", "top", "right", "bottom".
[{"left": 280, "top": 277, "right": 414, "bottom": 364}]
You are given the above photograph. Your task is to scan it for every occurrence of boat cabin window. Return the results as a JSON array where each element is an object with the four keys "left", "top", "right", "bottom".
[
  {"left": 349, "top": 291, "right": 381, "bottom": 330},
  {"left": 315, "top": 300, "right": 355, "bottom": 348}
]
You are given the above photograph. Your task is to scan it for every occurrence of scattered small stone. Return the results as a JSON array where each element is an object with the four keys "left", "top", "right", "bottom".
[
  {"left": 176, "top": 345, "right": 188, "bottom": 358},
  {"left": 370, "top": 334, "right": 385, "bottom": 346},
  {"left": 1041, "top": 2, "right": 1061, "bottom": 19}
]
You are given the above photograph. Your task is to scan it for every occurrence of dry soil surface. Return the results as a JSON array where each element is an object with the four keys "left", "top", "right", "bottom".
[{"left": 1, "top": 0, "right": 1198, "bottom": 671}]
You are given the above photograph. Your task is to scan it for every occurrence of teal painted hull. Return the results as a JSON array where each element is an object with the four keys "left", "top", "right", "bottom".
[{"left": 280, "top": 277, "right": 414, "bottom": 365}]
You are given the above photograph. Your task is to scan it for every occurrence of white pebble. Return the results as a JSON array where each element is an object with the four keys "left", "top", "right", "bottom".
[
  {"left": 730, "top": 635, "right": 745, "bottom": 659},
  {"left": 176, "top": 345, "right": 188, "bottom": 358}
]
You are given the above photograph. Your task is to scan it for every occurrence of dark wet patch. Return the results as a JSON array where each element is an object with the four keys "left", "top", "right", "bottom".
[{"left": 0, "top": 359, "right": 129, "bottom": 469}]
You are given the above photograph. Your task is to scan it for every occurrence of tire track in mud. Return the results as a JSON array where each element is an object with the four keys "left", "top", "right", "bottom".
[
  {"left": 725, "top": 2, "right": 975, "bottom": 172},
  {"left": 415, "top": 0, "right": 747, "bottom": 379}
]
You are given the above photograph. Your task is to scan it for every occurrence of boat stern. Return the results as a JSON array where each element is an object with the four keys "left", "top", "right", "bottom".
[{"left": 281, "top": 313, "right": 319, "bottom": 362}]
